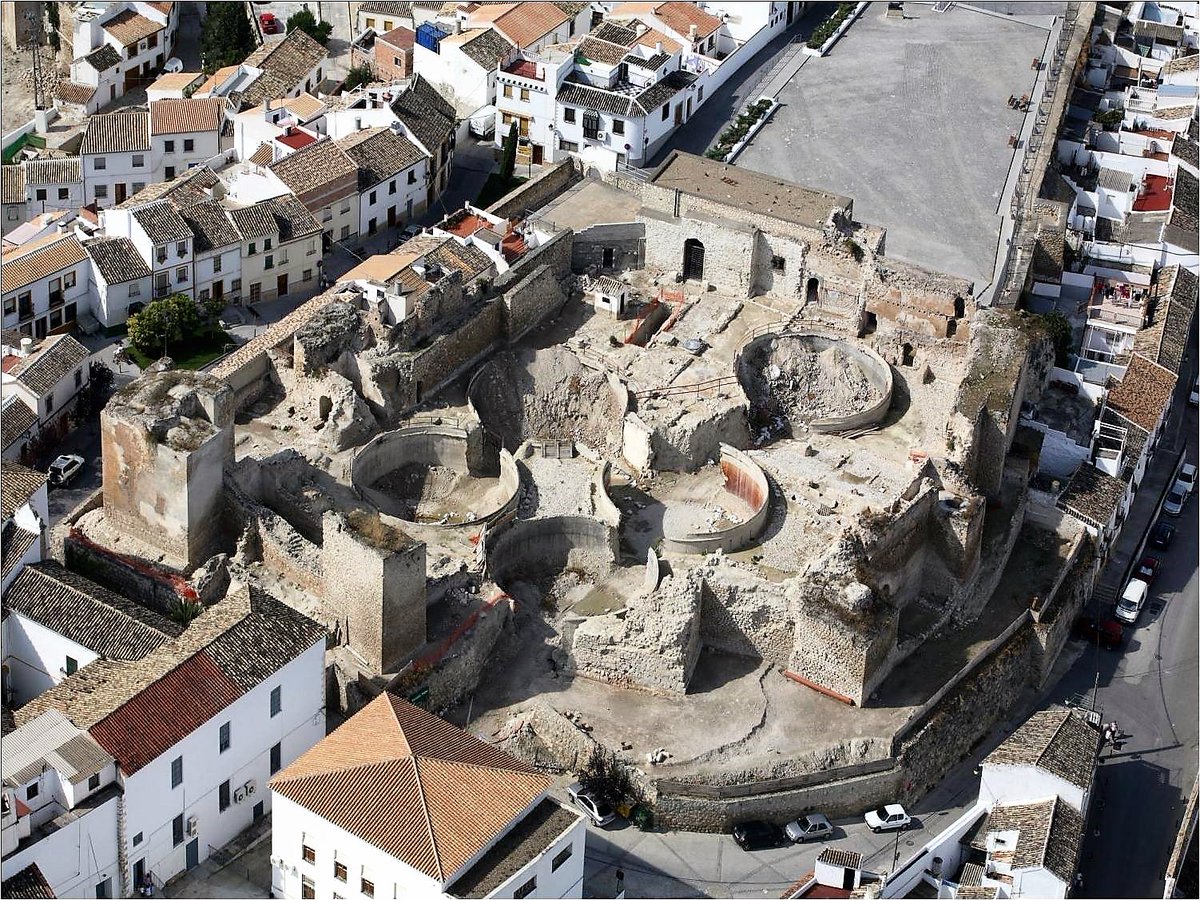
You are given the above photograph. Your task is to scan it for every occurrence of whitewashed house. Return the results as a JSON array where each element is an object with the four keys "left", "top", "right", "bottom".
[
  {"left": 412, "top": 27, "right": 515, "bottom": 118},
  {"left": 228, "top": 195, "right": 323, "bottom": 304},
  {"left": 268, "top": 139, "right": 360, "bottom": 251},
  {"left": 270, "top": 693, "right": 587, "bottom": 900},
  {"left": 103, "top": 199, "right": 195, "bottom": 300},
  {"left": 83, "top": 235, "right": 153, "bottom": 326},
  {"left": 0, "top": 461, "right": 48, "bottom": 593},
  {"left": 150, "top": 98, "right": 227, "bottom": 181},
  {"left": 1, "top": 233, "right": 91, "bottom": 338},
  {"left": 81, "top": 111, "right": 153, "bottom": 208},
  {"left": 0, "top": 333, "right": 91, "bottom": 429},
  {"left": 22, "top": 159, "right": 86, "bottom": 217},
  {"left": 337, "top": 126, "right": 430, "bottom": 237}
]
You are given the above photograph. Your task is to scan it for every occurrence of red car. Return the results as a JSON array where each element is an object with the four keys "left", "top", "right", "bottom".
[
  {"left": 259, "top": 12, "right": 281, "bottom": 34},
  {"left": 1133, "top": 555, "right": 1160, "bottom": 584},
  {"left": 1075, "top": 615, "right": 1124, "bottom": 650}
]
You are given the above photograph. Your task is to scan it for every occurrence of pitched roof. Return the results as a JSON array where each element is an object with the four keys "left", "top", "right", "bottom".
[
  {"left": 84, "top": 236, "right": 152, "bottom": 284},
  {"left": 1056, "top": 463, "right": 1127, "bottom": 529},
  {"left": 83, "top": 43, "right": 121, "bottom": 73},
  {"left": 359, "top": 0, "right": 417, "bottom": 15},
  {"left": 149, "top": 97, "right": 224, "bottom": 135},
  {"left": 148, "top": 70, "right": 205, "bottom": 92},
  {"left": 475, "top": 2, "right": 568, "bottom": 48},
  {"left": 339, "top": 126, "right": 427, "bottom": 190},
  {"left": 271, "top": 693, "right": 550, "bottom": 883},
  {"left": 1170, "top": 165, "right": 1198, "bottom": 234},
  {"left": 248, "top": 142, "right": 274, "bottom": 166},
  {"left": 228, "top": 194, "right": 322, "bottom": 242},
  {"left": 984, "top": 706, "right": 1100, "bottom": 790},
  {"left": 6, "top": 333, "right": 90, "bottom": 397},
  {"left": 577, "top": 35, "right": 630, "bottom": 66},
  {"left": 1, "top": 397, "right": 38, "bottom": 450},
  {"left": 652, "top": 0, "right": 721, "bottom": 39},
  {"left": 133, "top": 200, "right": 193, "bottom": 244},
  {"left": 1, "top": 165, "right": 25, "bottom": 205},
  {"left": 458, "top": 27, "right": 515, "bottom": 69},
  {"left": 81, "top": 112, "right": 151, "bottom": 155},
  {"left": 2, "top": 708, "right": 114, "bottom": 788},
  {"left": 343, "top": 252, "right": 419, "bottom": 283},
  {"left": 268, "top": 92, "right": 326, "bottom": 121},
  {"left": 1106, "top": 353, "right": 1177, "bottom": 433},
  {"left": 55, "top": 80, "right": 97, "bottom": 105},
  {"left": 268, "top": 137, "right": 358, "bottom": 195},
  {"left": 558, "top": 79, "right": 639, "bottom": 116},
  {"left": 590, "top": 20, "right": 640, "bottom": 46},
  {"left": 116, "top": 165, "right": 221, "bottom": 210},
  {"left": 1, "top": 523, "right": 37, "bottom": 584},
  {"left": 178, "top": 199, "right": 241, "bottom": 252},
  {"left": 24, "top": 157, "right": 83, "bottom": 186},
  {"left": 635, "top": 68, "right": 696, "bottom": 113},
  {"left": 102, "top": 8, "right": 164, "bottom": 45},
  {"left": 1, "top": 864, "right": 55, "bottom": 899},
  {"left": 1134, "top": 266, "right": 1198, "bottom": 375},
  {"left": 0, "top": 234, "right": 89, "bottom": 293},
  {"left": 390, "top": 75, "right": 456, "bottom": 155},
  {"left": 4, "top": 561, "right": 182, "bottom": 661},
  {"left": 973, "top": 798, "right": 1083, "bottom": 883},
  {"left": 1, "top": 461, "right": 46, "bottom": 520},
  {"left": 239, "top": 28, "right": 327, "bottom": 108}
]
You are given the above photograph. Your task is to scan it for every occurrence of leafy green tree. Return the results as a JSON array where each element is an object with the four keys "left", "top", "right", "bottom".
[
  {"left": 201, "top": 3, "right": 256, "bottom": 73},
  {"left": 46, "top": 4, "right": 60, "bottom": 53},
  {"left": 71, "top": 362, "right": 115, "bottom": 425},
  {"left": 345, "top": 61, "right": 376, "bottom": 91},
  {"left": 127, "top": 293, "right": 203, "bottom": 358},
  {"left": 287, "top": 6, "right": 333, "bottom": 45},
  {"left": 499, "top": 120, "right": 519, "bottom": 184},
  {"left": 1039, "top": 310, "right": 1074, "bottom": 367}
]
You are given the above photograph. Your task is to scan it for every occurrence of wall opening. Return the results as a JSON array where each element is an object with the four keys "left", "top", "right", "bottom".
[
  {"left": 318, "top": 395, "right": 332, "bottom": 422},
  {"left": 683, "top": 238, "right": 705, "bottom": 280},
  {"left": 953, "top": 296, "right": 965, "bottom": 318},
  {"left": 806, "top": 276, "right": 820, "bottom": 305},
  {"left": 901, "top": 343, "right": 915, "bottom": 366},
  {"left": 602, "top": 247, "right": 615, "bottom": 268},
  {"left": 860, "top": 311, "right": 878, "bottom": 337}
]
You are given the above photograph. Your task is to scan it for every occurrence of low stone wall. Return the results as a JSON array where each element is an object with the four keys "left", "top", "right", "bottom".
[
  {"left": 593, "top": 462, "right": 623, "bottom": 529},
  {"left": 488, "top": 158, "right": 580, "bottom": 220},
  {"left": 662, "top": 445, "right": 771, "bottom": 554},
  {"left": 425, "top": 596, "right": 511, "bottom": 712}
]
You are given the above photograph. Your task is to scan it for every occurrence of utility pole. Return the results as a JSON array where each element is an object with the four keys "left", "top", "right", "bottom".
[{"left": 25, "top": 8, "right": 46, "bottom": 111}]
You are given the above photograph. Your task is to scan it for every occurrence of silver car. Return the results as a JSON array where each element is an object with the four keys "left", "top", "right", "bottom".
[
  {"left": 1163, "top": 486, "right": 1187, "bottom": 516},
  {"left": 785, "top": 813, "right": 834, "bottom": 843},
  {"left": 566, "top": 782, "right": 616, "bottom": 826}
]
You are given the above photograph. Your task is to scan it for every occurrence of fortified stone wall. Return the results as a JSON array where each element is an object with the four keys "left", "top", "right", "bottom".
[
  {"left": 488, "top": 158, "right": 580, "bottom": 219},
  {"left": 504, "top": 264, "right": 568, "bottom": 344},
  {"left": 697, "top": 563, "right": 795, "bottom": 663},
  {"left": 639, "top": 206, "right": 758, "bottom": 296},
  {"left": 572, "top": 222, "right": 645, "bottom": 274},
  {"left": 486, "top": 515, "right": 618, "bottom": 586}
]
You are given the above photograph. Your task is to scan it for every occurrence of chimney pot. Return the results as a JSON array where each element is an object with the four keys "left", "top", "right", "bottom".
[
  {"left": 689, "top": 24, "right": 698, "bottom": 41},
  {"left": 655, "top": 41, "right": 663, "bottom": 53}
]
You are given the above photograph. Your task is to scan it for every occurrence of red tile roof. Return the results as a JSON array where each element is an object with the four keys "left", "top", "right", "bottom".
[
  {"left": 89, "top": 651, "right": 243, "bottom": 774},
  {"left": 1133, "top": 173, "right": 1173, "bottom": 212},
  {"left": 277, "top": 129, "right": 318, "bottom": 150}
]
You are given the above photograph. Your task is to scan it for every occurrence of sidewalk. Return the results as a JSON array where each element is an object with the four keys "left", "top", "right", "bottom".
[{"left": 162, "top": 816, "right": 272, "bottom": 899}]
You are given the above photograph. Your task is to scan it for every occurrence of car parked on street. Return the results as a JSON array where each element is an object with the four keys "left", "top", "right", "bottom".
[
  {"left": 566, "top": 782, "right": 615, "bottom": 827},
  {"left": 1114, "top": 578, "right": 1149, "bottom": 625},
  {"left": 1074, "top": 614, "right": 1125, "bottom": 649},
  {"left": 1134, "top": 556, "right": 1160, "bottom": 584},
  {"left": 47, "top": 454, "right": 85, "bottom": 487},
  {"left": 785, "top": 813, "right": 834, "bottom": 843},
  {"left": 1173, "top": 462, "right": 1196, "bottom": 499},
  {"left": 865, "top": 804, "right": 910, "bottom": 833},
  {"left": 732, "top": 820, "right": 785, "bottom": 850},
  {"left": 1150, "top": 519, "right": 1175, "bottom": 549},
  {"left": 259, "top": 11, "right": 282, "bottom": 33},
  {"left": 1163, "top": 486, "right": 1187, "bottom": 516}
]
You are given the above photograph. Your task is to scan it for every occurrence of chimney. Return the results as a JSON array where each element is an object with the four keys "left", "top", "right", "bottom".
[
  {"left": 355, "top": 116, "right": 363, "bottom": 130},
  {"left": 263, "top": 99, "right": 270, "bottom": 122},
  {"left": 655, "top": 41, "right": 663, "bottom": 53},
  {"left": 19, "top": 338, "right": 34, "bottom": 357},
  {"left": 689, "top": 24, "right": 697, "bottom": 42}
]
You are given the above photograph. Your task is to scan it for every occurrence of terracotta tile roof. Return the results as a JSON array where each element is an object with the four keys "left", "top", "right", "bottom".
[
  {"left": 81, "top": 112, "right": 151, "bottom": 155},
  {"left": 4, "top": 561, "right": 182, "bottom": 661},
  {"left": 553, "top": 0, "right": 592, "bottom": 16},
  {"left": 83, "top": 43, "right": 121, "bottom": 73},
  {"left": 429, "top": 239, "right": 493, "bottom": 280},
  {"left": 653, "top": 1, "right": 721, "bottom": 39},
  {"left": 133, "top": 200, "right": 193, "bottom": 244},
  {"left": 24, "top": 157, "right": 83, "bottom": 186},
  {"left": 2, "top": 397, "right": 38, "bottom": 451},
  {"left": 1, "top": 460, "right": 46, "bottom": 520},
  {"left": 974, "top": 798, "right": 1083, "bottom": 883},
  {"left": 339, "top": 126, "right": 427, "bottom": 190},
  {"left": 379, "top": 24, "right": 417, "bottom": 49},
  {"left": 590, "top": 21, "right": 640, "bottom": 46},
  {"left": 360, "top": 0, "right": 417, "bottom": 16},
  {"left": 1, "top": 864, "right": 54, "bottom": 899},
  {"left": 578, "top": 36, "right": 630, "bottom": 65},
  {"left": 271, "top": 693, "right": 550, "bottom": 883},
  {"left": 6, "top": 333, "right": 90, "bottom": 396},
  {"left": 1106, "top": 353, "right": 1177, "bottom": 433},
  {"left": 268, "top": 138, "right": 358, "bottom": 196},
  {"left": 233, "top": 194, "right": 321, "bottom": 242},
  {"left": 116, "top": 165, "right": 221, "bottom": 210},
  {"left": 84, "top": 236, "right": 152, "bottom": 284},
  {"left": 487, "top": 1, "right": 568, "bottom": 48},
  {"left": 195, "top": 64, "right": 239, "bottom": 98},
  {"left": 985, "top": 706, "right": 1100, "bottom": 790},
  {"left": 148, "top": 71, "right": 204, "bottom": 91},
  {"left": 634, "top": 25, "right": 683, "bottom": 54},
  {"left": 102, "top": 8, "right": 164, "bottom": 45},
  {"left": 1, "top": 234, "right": 89, "bottom": 293},
  {"left": 1056, "top": 463, "right": 1127, "bottom": 529},
  {"left": 2, "top": 165, "right": 25, "bottom": 204},
  {"left": 150, "top": 97, "right": 224, "bottom": 135},
  {"left": 458, "top": 27, "right": 514, "bottom": 69},
  {"left": 54, "top": 80, "right": 97, "bottom": 106},
  {"left": 178, "top": 199, "right": 240, "bottom": 252},
  {"left": 1133, "top": 266, "right": 1198, "bottom": 374},
  {"left": 248, "top": 142, "right": 274, "bottom": 166},
  {"left": 268, "top": 92, "right": 326, "bottom": 121},
  {"left": 1, "top": 522, "right": 37, "bottom": 583}
]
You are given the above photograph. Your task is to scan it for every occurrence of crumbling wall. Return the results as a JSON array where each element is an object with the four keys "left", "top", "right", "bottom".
[
  {"left": 570, "top": 571, "right": 702, "bottom": 694},
  {"left": 404, "top": 300, "right": 506, "bottom": 408},
  {"left": 486, "top": 515, "right": 618, "bottom": 586},
  {"left": 488, "top": 158, "right": 580, "bottom": 219},
  {"left": 395, "top": 270, "right": 467, "bottom": 350},
  {"left": 697, "top": 561, "right": 795, "bottom": 663},
  {"left": 424, "top": 597, "right": 511, "bottom": 711},
  {"left": 503, "top": 263, "right": 567, "bottom": 344},
  {"left": 572, "top": 222, "right": 644, "bottom": 274},
  {"left": 644, "top": 403, "right": 751, "bottom": 474},
  {"left": 752, "top": 231, "right": 809, "bottom": 298},
  {"left": 639, "top": 206, "right": 757, "bottom": 296},
  {"left": 863, "top": 259, "right": 974, "bottom": 340}
]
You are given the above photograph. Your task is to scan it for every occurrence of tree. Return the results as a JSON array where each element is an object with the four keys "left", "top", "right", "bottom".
[
  {"left": 71, "top": 362, "right": 115, "bottom": 425},
  {"left": 46, "top": 4, "right": 60, "bottom": 53},
  {"left": 127, "top": 293, "right": 204, "bottom": 358},
  {"left": 286, "top": 6, "right": 333, "bottom": 46},
  {"left": 1039, "top": 310, "right": 1074, "bottom": 367},
  {"left": 577, "top": 747, "right": 644, "bottom": 810},
  {"left": 499, "top": 120, "right": 519, "bottom": 184},
  {"left": 345, "top": 61, "right": 376, "bottom": 92},
  {"left": 201, "top": 3, "right": 256, "bottom": 73}
]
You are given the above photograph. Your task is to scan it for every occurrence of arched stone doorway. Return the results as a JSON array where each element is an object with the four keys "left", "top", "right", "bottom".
[
  {"left": 683, "top": 238, "right": 705, "bottom": 280},
  {"left": 806, "top": 276, "right": 820, "bottom": 305}
]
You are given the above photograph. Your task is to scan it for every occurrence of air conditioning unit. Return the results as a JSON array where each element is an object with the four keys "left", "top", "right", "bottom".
[
  {"left": 595, "top": 131, "right": 607, "bottom": 140},
  {"left": 234, "top": 788, "right": 247, "bottom": 804},
  {"left": 243, "top": 780, "right": 257, "bottom": 796},
  {"left": 185, "top": 815, "right": 199, "bottom": 837}
]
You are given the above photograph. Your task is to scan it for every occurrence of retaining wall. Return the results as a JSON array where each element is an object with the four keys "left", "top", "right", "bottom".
[
  {"left": 661, "top": 445, "right": 771, "bottom": 554},
  {"left": 486, "top": 515, "right": 618, "bottom": 586},
  {"left": 488, "top": 158, "right": 580, "bottom": 219}
]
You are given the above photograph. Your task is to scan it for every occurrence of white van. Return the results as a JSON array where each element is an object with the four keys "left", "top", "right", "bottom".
[{"left": 1115, "top": 578, "right": 1149, "bottom": 624}]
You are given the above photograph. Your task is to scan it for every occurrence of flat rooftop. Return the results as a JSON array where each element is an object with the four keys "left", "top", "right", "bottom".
[
  {"left": 535, "top": 178, "right": 643, "bottom": 231},
  {"left": 650, "top": 150, "right": 851, "bottom": 230}
]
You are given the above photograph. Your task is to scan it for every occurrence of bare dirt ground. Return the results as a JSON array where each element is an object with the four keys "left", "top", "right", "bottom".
[{"left": 3, "top": 44, "right": 66, "bottom": 133}]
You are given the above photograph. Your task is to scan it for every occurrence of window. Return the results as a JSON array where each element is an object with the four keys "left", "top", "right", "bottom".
[
  {"left": 44, "top": 395, "right": 54, "bottom": 415},
  {"left": 35, "top": 189, "right": 48, "bottom": 201},
  {"left": 95, "top": 184, "right": 108, "bottom": 199},
  {"left": 172, "top": 814, "right": 184, "bottom": 847},
  {"left": 250, "top": 282, "right": 261, "bottom": 301},
  {"left": 552, "top": 844, "right": 573, "bottom": 871},
  {"left": 270, "top": 742, "right": 282, "bottom": 774},
  {"left": 133, "top": 832, "right": 144, "bottom": 846},
  {"left": 303, "top": 268, "right": 313, "bottom": 282},
  {"left": 248, "top": 241, "right": 257, "bottom": 255},
  {"left": 365, "top": 16, "right": 376, "bottom": 28},
  {"left": 360, "top": 878, "right": 374, "bottom": 898},
  {"left": 27, "top": 782, "right": 39, "bottom": 800},
  {"left": 17, "top": 291, "right": 31, "bottom": 319},
  {"left": 65, "top": 655, "right": 78, "bottom": 674},
  {"left": 94, "top": 157, "right": 107, "bottom": 171},
  {"left": 340, "top": 225, "right": 350, "bottom": 239},
  {"left": 213, "top": 254, "right": 222, "bottom": 273},
  {"left": 156, "top": 245, "right": 168, "bottom": 263},
  {"left": 65, "top": 271, "right": 76, "bottom": 289},
  {"left": 199, "top": 288, "right": 210, "bottom": 301},
  {"left": 231, "top": 278, "right": 242, "bottom": 291},
  {"left": 133, "top": 182, "right": 145, "bottom": 194},
  {"left": 503, "top": 84, "right": 513, "bottom": 98},
  {"left": 583, "top": 111, "right": 600, "bottom": 140},
  {"left": 369, "top": 190, "right": 377, "bottom": 204},
  {"left": 165, "top": 140, "right": 175, "bottom": 152},
  {"left": 129, "top": 282, "right": 141, "bottom": 297},
  {"left": 74, "top": 368, "right": 82, "bottom": 388},
  {"left": 96, "top": 877, "right": 112, "bottom": 898},
  {"left": 264, "top": 254, "right": 274, "bottom": 270},
  {"left": 514, "top": 876, "right": 537, "bottom": 899},
  {"left": 3, "top": 297, "right": 14, "bottom": 316},
  {"left": 612, "top": 118, "right": 625, "bottom": 135},
  {"left": 176, "top": 267, "right": 188, "bottom": 283},
  {"left": 388, "top": 180, "right": 396, "bottom": 195},
  {"left": 184, "top": 139, "right": 194, "bottom": 152},
  {"left": 270, "top": 685, "right": 282, "bottom": 717},
  {"left": 408, "top": 170, "right": 416, "bottom": 184},
  {"left": 301, "top": 876, "right": 315, "bottom": 899},
  {"left": 219, "top": 780, "right": 230, "bottom": 812},
  {"left": 393, "top": 55, "right": 402, "bottom": 66},
  {"left": 602, "top": 247, "right": 614, "bottom": 267},
  {"left": 302, "top": 844, "right": 316, "bottom": 864},
  {"left": 564, "top": 107, "right": 576, "bottom": 123},
  {"left": 307, "top": 241, "right": 317, "bottom": 256},
  {"left": 341, "top": 202, "right": 351, "bottom": 215},
  {"left": 133, "top": 154, "right": 144, "bottom": 168},
  {"left": 176, "top": 241, "right": 186, "bottom": 257},
  {"left": 368, "top": 219, "right": 377, "bottom": 235},
  {"left": 383, "top": 19, "right": 393, "bottom": 30},
  {"left": 698, "top": 85, "right": 704, "bottom": 103},
  {"left": 165, "top": 166, "right": 175, "bottom": 180},
  {"left": 662, "top": 103, "right": 670, "bottom": 121},
  {"left": 333, "top": 861, "right": 347, "bottom": 882},
  {"left": 264, "top": 237, "right": 272, "bottom": 251},
  {"left": 219, "top": 721, "right": 231, "bottom": 753},
  {"left": 171, "top": 756, "right": 183, "bottom": 788},
  {"left": 771, "top": 255, "right": 785, "bottom": 272},
  {"left": 520, "top": 87, "right": 530, "bottom": 102},
  {"left": 88, "top": 772, "right": 101, "bottom": 791}
]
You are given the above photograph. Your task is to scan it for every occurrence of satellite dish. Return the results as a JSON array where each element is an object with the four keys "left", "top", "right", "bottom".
[{"left": 164, "top": 57, "right": 183, "bottom": 73}]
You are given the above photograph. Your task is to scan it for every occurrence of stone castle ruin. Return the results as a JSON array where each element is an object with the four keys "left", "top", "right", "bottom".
[{"left": 61, "top": 152, "right": 1086, "bottom": 831}]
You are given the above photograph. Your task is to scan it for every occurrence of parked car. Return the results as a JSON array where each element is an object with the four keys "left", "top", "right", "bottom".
[
  {"left": 1074, "top": 614, "right": 1124, "bottom": 649},
  {"left": 1150, "top": 520, "right": 1175, "bottom": 549},
  {"left": 732, "top": 820, "right": 785, "bottom": 850},
  {"left": 47, "top": 454, "right": 85, "bottom": 487},
  {"left": 1134, "top": 555, "right": 1160, "bottom": 584},
  {"left": 566, "top": 783, "right": 615, "bottom": 827},
  {"left": 785, "top": 813, "right": 834, "bottom": 843},
  {"left": 864, "top": 804, "right": 910, "bottom": 833},
  {"left": 1173, "top": 462, "right": 1197, "bottom": 499},
  {"left": 1114, "top": 578, "right": 1149, "bottom": 625},
  {"left": 259, "top": 12, "right": 281, "bottom": 33},
  {"left": 1189, "top": 380, "right": 1198, "bottom": 407},
  {"left": 1163, "top": 486, "right": 1187, "bottom": 516}
]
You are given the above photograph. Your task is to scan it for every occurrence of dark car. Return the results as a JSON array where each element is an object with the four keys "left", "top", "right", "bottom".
[
  {"left": 1134, "top": 556, "right": 1160, "bottom": 584},
  {"left": 732, "top": 821, "right": 784, "bottom": 851},
  {"left": 1075, "top": 615, "right": 1124, "bottom": 649},
  {"left": 1150, "top": 520, "right": 1175, "bottom": 549}
]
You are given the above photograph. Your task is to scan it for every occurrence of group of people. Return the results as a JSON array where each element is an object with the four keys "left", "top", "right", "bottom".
[
  {"left": 1103, "top": 721, "right": 1121, "bottom": 744},
  {"left": 138, "top": 874, "right": 155, "bottom": 897}
]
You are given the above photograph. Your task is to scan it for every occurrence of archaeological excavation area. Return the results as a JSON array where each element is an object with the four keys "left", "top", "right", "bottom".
[{"left": 62, "top": 153, "right": 1093, "bottom": 830}]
